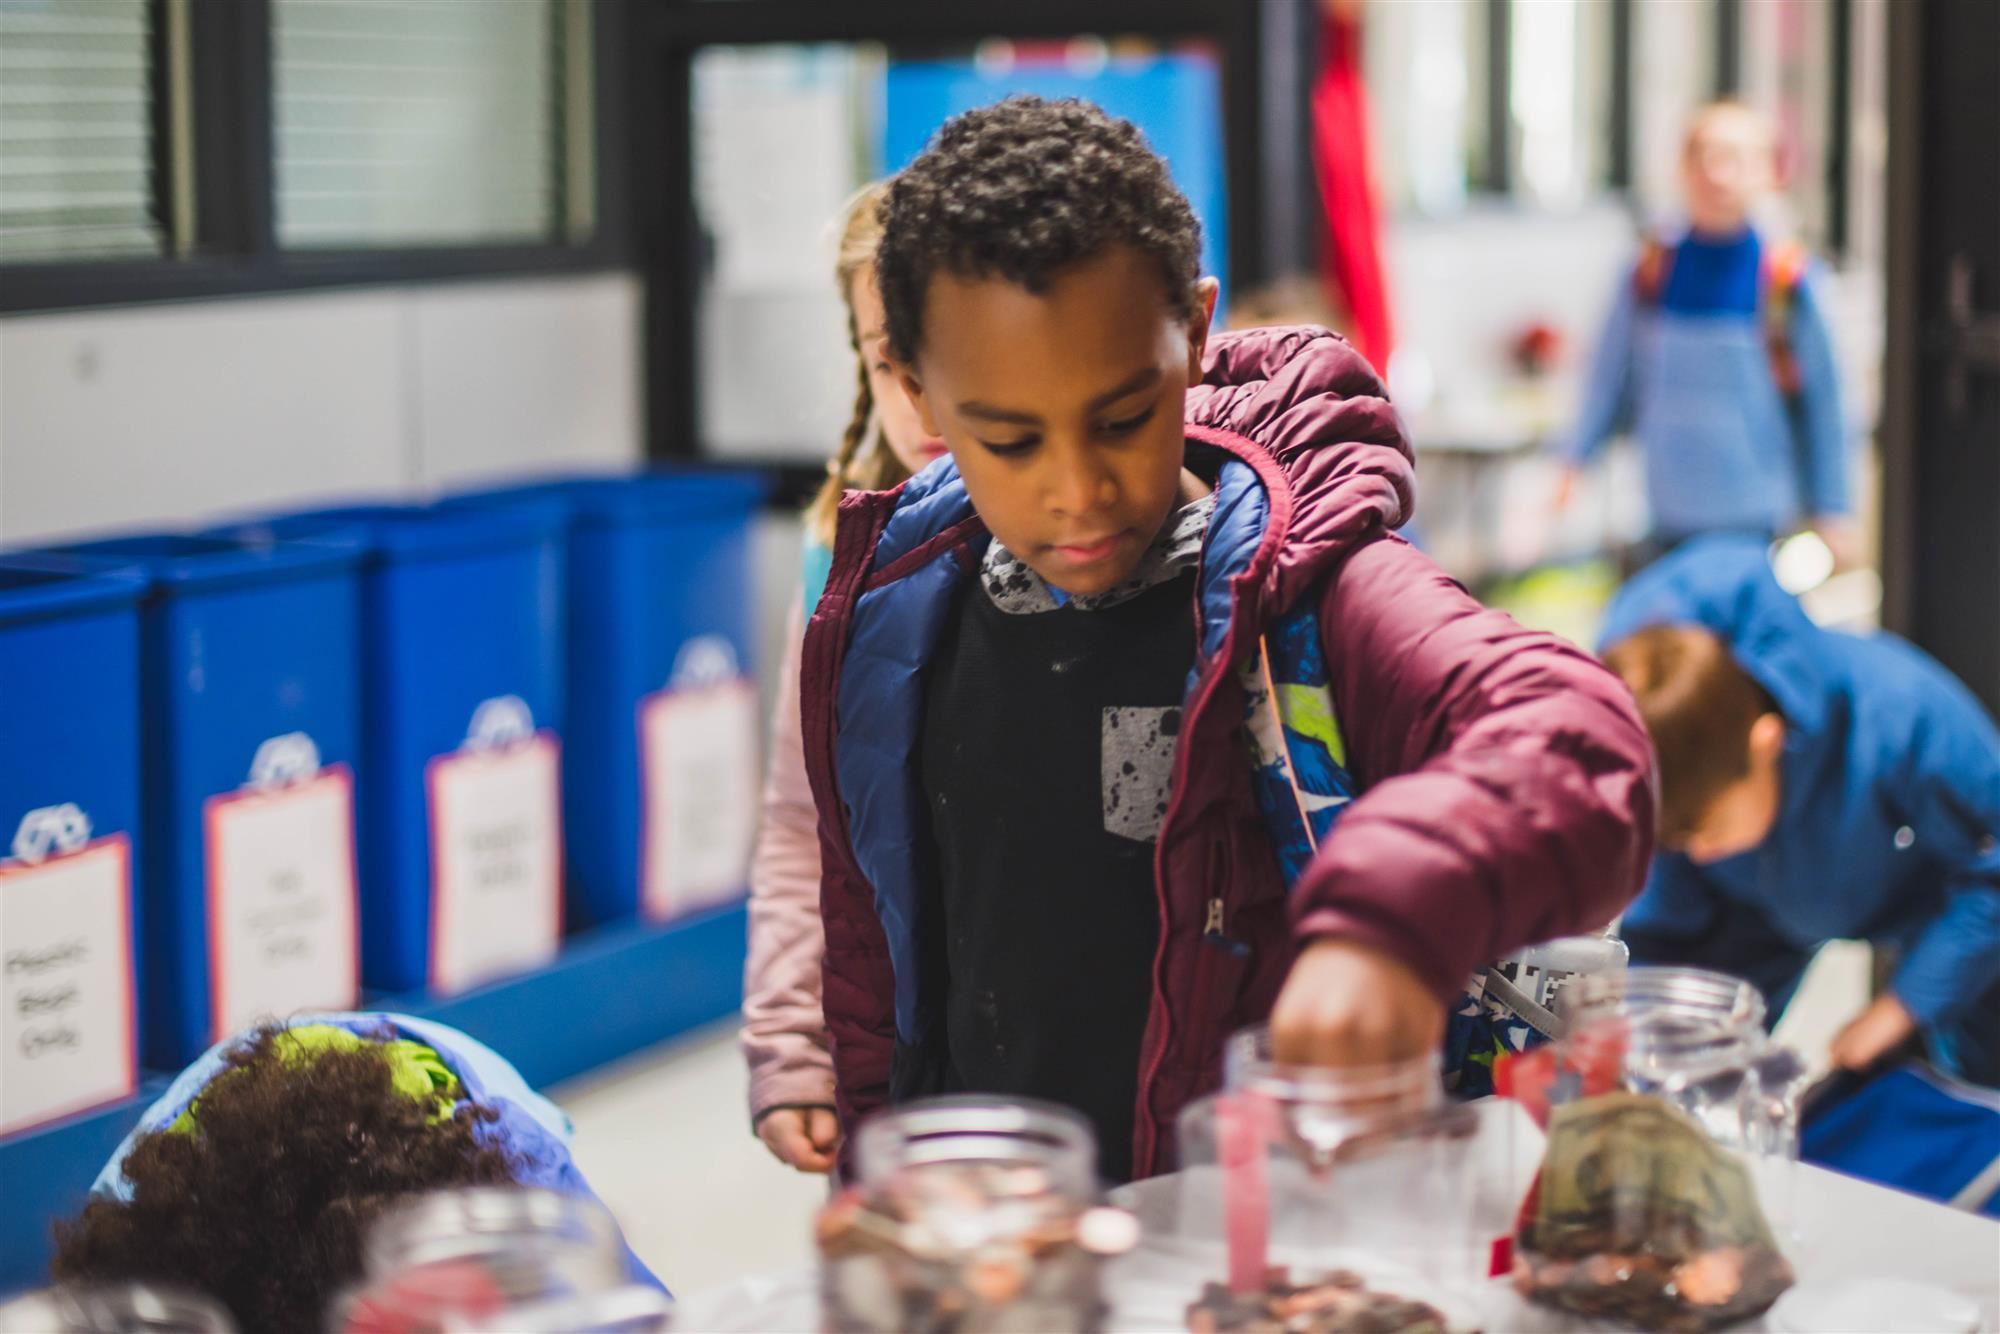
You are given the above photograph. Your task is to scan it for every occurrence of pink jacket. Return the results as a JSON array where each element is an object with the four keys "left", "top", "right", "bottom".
[{"left": 740, "top": 595, "right": 836, "bottom": 1122}]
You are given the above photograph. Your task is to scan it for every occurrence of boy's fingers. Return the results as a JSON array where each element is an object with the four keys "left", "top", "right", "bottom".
[
  {"left": 759, "top": 1113, "right": 812, "bottom": 1162},
  {"left": 805, "top": 1107, "right": 842, "bottom": 1151}
]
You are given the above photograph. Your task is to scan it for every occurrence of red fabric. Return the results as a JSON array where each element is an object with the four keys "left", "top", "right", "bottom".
[
  {"left": 802, "top": 328, "right": 1655, "bottom": 1177},
  {"left": 1311, "top": 12, "right": 1395, "bottom": 376}
]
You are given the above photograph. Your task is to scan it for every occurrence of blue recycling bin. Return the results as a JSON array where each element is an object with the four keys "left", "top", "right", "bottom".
[
  {"left": 447, "top": 471, "right": 765, "bottom": 928},
  {"left": 39, "top": 534, "right": 365, "bottom": 1068},
  {"left": 214, "top": 503, "right": 567, "bottom": 994},
  {"left": 0, "top": 555, "right": 145, "bottom": 1094}
]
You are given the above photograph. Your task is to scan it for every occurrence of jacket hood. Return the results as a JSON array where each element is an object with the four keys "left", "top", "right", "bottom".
[
  {"left": 1597, "top": 534, "right": 1830, "bottom": 735},
  {"left": 852, "top": 325, "right": 1414, "bottom": 619}
]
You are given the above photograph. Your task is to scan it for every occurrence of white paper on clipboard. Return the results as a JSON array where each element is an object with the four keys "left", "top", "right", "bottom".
[
  {"left": 206, "top": 767, "right": 359, "bottom": 1040},
  {"left": 0, "top": 835, "right": 136, "bottom": 1136},
  {"left": 427, "top": 732, "right": 563, "bottom": 995},
  {"left": 640, "top": 677, "right": 758, "bottom": 922}
]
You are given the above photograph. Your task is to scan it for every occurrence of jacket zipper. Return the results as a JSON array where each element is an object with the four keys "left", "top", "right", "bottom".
[{"left": 1132, "top": 638, "right": 1240, "bottom": 1175}]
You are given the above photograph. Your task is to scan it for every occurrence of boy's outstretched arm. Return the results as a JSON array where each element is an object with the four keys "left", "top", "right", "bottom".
[
  {"left": 1557, "top": 276, "right": 1639, "bottom": 471},
  {"left": 1867, "top": 696, "right": 2000, "bottom": 1054},
  {"left": 1790, "top": 268, "right": 1853, "bottom": 524},
  {"left": 1273, "top": 537, "right": 1657, "bottom": 1063}
]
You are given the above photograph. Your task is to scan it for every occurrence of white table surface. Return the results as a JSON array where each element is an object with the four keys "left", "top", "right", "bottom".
[{"left": 675, "top": 1103, "right": 2000, "bottom": 1333}]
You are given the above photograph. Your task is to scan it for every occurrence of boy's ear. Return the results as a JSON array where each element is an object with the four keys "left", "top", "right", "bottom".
[
  {"left": 1748, "top": 712, "right": 1786, "bottom": 766},
  {"left": 1186, "top": 277, "right": 1221, "bottom": 379},
  {"left": 897, "top": 364, "right": 943, "bottom": 438}
]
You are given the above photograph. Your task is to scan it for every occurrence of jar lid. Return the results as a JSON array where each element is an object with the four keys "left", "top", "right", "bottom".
[{"left": 1767, "top": 1278, "right": 1982, "bottom": 1333}]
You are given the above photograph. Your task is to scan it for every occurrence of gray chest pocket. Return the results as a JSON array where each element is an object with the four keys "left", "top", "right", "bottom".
[{"left": 1101, "top": 706, "right": 1180, "bottom": 843}]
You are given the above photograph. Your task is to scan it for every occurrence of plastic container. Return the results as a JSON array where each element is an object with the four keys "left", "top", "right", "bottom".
[
  {"left": 1160, "top": 1026, "right": 1485, "bottom": 1331},
  {"left": 0, "top": 556, "right": 145, "bottom": 1137},
  {"left": 818, "top": 1096, "right": 1139, "bottom": 1333},
  {"left": 1500, "top": 966, "right": 1812, "bottom": 1332},
  {"left": 1447, "top": 933, "right": 1631, "bottom": 1098},
  {"left": 337, "top": 1187, "right": 630, "bottom": 1333},
  {"left": 0, "top": 1283, "right": 234, "bottom": 1333},
  {"left": 41, "top": 534, "right": 365, "bottom": 1067},
  {"left": 214, "top": 504, "right": 567, "bottom": 997},
  {"left": 445, "top": 471, "right": 765, "bottom": 928}
]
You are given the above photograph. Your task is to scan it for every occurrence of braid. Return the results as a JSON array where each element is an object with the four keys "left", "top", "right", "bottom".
[{"left": 808, "top": 314, "right": 877, "bottom": 545}]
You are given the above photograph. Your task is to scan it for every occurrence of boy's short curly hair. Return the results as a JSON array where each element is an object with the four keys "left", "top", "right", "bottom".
[
  {"left": 876, "top": 95, "right": 1204, "bottom": 362},
  {"left": 52, "top": 1024, "right": 517, "bottom": 1333}
]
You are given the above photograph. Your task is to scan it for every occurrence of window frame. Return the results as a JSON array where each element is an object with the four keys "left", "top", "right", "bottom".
[{"left": 0, "top": 0, "right": 631, "bottom": 315}]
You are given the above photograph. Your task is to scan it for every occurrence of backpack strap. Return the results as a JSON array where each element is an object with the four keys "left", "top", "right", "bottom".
[
  {"left": 1240, "top": 599, "right": 1356, "bottom": 886},
  {"left": 1239, "top": 597, "right": 1568, "bottom": 1097},
  {"left": 1762, "top": 239, "right": 1811, "bottom": 398},
  {"left": 1632, "top": 236, "right": 1674, "bottom": 307}
]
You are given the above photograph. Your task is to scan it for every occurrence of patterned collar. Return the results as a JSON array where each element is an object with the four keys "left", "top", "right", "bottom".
[{"left": 980, "top": 493, "right": 1216, "bottom": 615}]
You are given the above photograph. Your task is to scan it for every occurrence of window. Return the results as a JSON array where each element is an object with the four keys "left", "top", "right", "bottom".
[
  {"left": 1630, "top": 0, "right": 1718, "bottom": 220},
  {"left": 1507, "top": 0, "right": 1615, "bottom": 208},
  {"left": 1364, "top": 0, "right": 1487, "bottom": 213},
  {"left": 271, "top": 0, "right": 581, "bottom": 249},
  {"left": 0, "top": 0, "right": 164, "bottom": 262}
]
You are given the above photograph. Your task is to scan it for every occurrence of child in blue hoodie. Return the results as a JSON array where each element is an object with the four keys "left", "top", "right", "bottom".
[
  {"left": 52, "top": 1013, "right": 660, "bottom": 1331},
  {"left": 1558, "top": 103, "right": 1853, "bottom": 563},
  {"left": 1600, "top": 536, "right": 2000, "bottom": 1086}
]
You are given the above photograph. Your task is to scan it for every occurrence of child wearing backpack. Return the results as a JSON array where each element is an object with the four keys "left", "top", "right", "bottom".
[
  {"left": 1556, "top": 102, "right": 1853, "bottom": 565},
  {"left": 802, "top": 96, "right": 1657, "bottom": 1181}
]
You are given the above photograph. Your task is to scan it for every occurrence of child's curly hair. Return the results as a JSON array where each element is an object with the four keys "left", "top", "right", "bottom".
[
  {"left": 875, "top": 95, "right": 1204, "bottom": 363},
  {"left": 51, "top": 1025, "right": 518, "bottom": 1334}
]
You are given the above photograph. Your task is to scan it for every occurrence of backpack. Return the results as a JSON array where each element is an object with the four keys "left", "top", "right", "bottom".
[
  {"left": 1240, "top": 599, "right": 1564, "bottom": 1097},
  {"left": 1633, "top": 234, "right": 1812, "bottom": 398}
]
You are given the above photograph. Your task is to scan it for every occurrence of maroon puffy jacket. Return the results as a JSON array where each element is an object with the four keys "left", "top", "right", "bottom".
[{"left": 800, "top": 327, "right": 1655, "bottom": 1178}]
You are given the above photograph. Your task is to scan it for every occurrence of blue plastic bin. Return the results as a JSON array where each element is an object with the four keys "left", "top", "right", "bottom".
[
  {"left": 214, "top": 503, "right": 568, "bottom": 994},
  {"left": 39, "top": 534, "right": 365, "bottom": 1067},
  {"left": 447, "top": 472, "right": 765, "bottom": 927},
  {"left": 0, "top": 555, "right": 145, "bottom": 1125}
]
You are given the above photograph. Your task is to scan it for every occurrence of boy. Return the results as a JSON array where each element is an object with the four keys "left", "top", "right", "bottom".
[
  {"left": 801, "top": 97, "right": 1655, "bottom": 1180},
  {"left": 1601, "top": 536, "right": 2000, "bottom": 1085},
  {"left": 1557, "top": 102, "right": 1853, "bottom": 564}
]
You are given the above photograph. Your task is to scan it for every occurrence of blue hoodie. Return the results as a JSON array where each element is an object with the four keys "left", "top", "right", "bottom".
[
  {"left": 90, "top": 1013, "right": 663, "bottom": 1291},
  {"left": 1599, "top": 538, "right": 2000, "bottom": 1075},
  {"left": 1562, "top": 228, "right": 1851, "bottom": 539}
]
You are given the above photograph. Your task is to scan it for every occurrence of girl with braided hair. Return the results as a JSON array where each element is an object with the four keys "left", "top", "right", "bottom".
[{"left": 742, "top": 181, "right": 943, "bottom": 1173}]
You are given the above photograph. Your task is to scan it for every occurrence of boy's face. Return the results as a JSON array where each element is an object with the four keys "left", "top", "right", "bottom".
[
  {"left": 1673, "top": 712, "right": 1786, "bottom": 864},
  {"left": 896, "top": 246, "right": 1218, "bottom": 597},
  {"left": 1681, "top": 106, "right": 1773, "bottom": 235}
]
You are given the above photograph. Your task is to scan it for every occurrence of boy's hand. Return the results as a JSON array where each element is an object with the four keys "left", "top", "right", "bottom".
[
  {"left": 1810, "top": 516, "right": 1861, "bottom": 571},
  {"left": 756, "top": 1106, "right": 842, "bottom": 1173},
  {"left": 1829, "top": 993, "right": 1918, "bottom": 1073},
  {"left": 1552, "top": 466, "right": 1580, "bottom": 514},
  {"left": 1270, "top": 938, "right": 1445, "bottom": 1067}
]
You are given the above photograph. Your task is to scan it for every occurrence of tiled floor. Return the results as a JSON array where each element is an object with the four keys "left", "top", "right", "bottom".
[
  {"left": 553, "top": 943, "right": 1874, "bottom": 1304},
  {"left": 552, "top": 1021, "right": 827, "bottom": 1298}
]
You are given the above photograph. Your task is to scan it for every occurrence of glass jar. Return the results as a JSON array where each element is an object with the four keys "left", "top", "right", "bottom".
[
  {"left": 817, "top": 1096, "right": 1138, "bottom": 1333},
  {"left": 0, "top": 1284, "right": 233, "bottom": 1334},
  {"left": 1159, "top": 1027, "right": 1485, "bottom": 1332},
  {"left": 337, "top": 1187, "right": 628, "bottom": 1333},
  {"left": 482, "top": 1285, "right": 674, "bottom": 1333},
  {"left": 1504, "top": 966, "right": 1811, "bottom": 1332}
]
